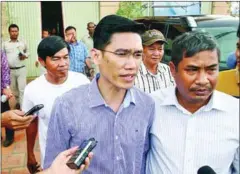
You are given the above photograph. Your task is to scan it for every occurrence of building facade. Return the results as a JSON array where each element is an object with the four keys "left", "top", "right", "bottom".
[
  {"left": 1, "top": 1, "right": 120, "bottom": 78},
  {"left": 1, "top": 1, "right": 232, "bottom": 78}
]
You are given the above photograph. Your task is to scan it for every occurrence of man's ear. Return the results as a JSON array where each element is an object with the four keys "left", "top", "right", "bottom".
[
  {"left": 169, "top": 61, "right": 176, "bottom": 78},
  {"left": 91, "top": 48, "right": 102, "bottom": 65},
  {"left": 38, "top": 57, "right": 46, "bottom": 68}
]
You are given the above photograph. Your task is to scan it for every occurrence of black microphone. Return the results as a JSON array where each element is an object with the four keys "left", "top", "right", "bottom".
[{"left": 197, "top": 166, "right": 216, "bottom": 174}]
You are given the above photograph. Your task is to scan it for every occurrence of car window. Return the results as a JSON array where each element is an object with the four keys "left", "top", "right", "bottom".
[
  {"left": 135, "top": 16, "right": 238, "bottom": 71},
  {"left": 163, "top": 24, "right": 187, "bottom": 64},
  {"left": 196, "top": 27, "right": 237, "bottom": 70},
  {"left": 149, "top": 22, "right": 166, "bottom": 32}
]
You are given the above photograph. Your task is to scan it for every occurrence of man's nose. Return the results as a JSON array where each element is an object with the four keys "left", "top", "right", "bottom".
[
  {"left": 124, "top": 56, "right": 138, "bottom": 69},
  {"left": 152, "top": 49, "right": 161, "bottom": 55},
  {"left": 196, "top": 71, "right": 209, "bottom": 85},
  {"left": 58, "top": 58, "right": 68, "bottom": 66}
]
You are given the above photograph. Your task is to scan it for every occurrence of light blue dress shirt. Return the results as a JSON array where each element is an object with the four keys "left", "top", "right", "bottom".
[{"left": 44, "top": 74, "right": 155, "bottom": 174}]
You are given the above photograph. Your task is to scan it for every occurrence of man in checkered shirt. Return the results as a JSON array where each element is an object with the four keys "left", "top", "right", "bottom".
[
  {"left": 65, "top": 26, "right": 92, "bottom": 75},
  {"left": 134, "top": 29, "right": 175, "bottom": 93}
]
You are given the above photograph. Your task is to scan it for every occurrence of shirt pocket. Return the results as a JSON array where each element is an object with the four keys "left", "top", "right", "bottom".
[{"left": 5, "top": 47, "right": 14, "bottom": 54}]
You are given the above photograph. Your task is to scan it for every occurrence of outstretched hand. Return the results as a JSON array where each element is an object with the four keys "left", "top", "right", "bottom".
[
  {"left": 1, "top": 110, "right": 35, "bottom": 130},
  {"left": 42, "top": 146, "right": 93, "bottom": 174}
]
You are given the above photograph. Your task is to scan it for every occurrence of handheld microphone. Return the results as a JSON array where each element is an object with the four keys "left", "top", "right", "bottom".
[
  {"left": 197, "top": 166, "right": 216, "bottom": 174},
  {"left": 67, "top": 138, "right": 98, "bottom": 169}
]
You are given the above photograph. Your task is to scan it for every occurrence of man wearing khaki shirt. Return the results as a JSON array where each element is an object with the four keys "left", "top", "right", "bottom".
[
  {"left": 82, "top": 22, "right": 99, "bottom": 78},
  {"left": 2, "top": 24, "right": 29, "bottom": 108}
]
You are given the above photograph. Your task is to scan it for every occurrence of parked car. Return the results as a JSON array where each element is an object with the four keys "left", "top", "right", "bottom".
[{"left": 134, "top": 15, "right": 239, "bottom": 71}]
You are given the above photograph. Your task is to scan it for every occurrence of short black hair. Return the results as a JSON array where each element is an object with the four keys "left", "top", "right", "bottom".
[
  {"left": 171, "top": 31, "right": 220, "bottom": 68},
  {"left": 237, "top": 24, "right": 240, "bottom": 38},
  {"left": 37, "top": 36, "right": 70, "bottom": 61},
  {"left": 8, "top": 24, "right": 19, "bottom": 32},
  {"left": 42, "top": 28, "right": 50, "bottom": 33},
  {"left": 65, "top": 26, "right": 76, "bottom": 33},
  {"left": 93, "top": 15, "right": 145, "bottom": 50},
  {"left": 87, "top": 22, "right": 95, "bottom": 27}
]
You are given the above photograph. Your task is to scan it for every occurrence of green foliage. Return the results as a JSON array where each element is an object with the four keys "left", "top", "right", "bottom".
[{"left": 116, "top": 2, "right": 144, "bottom": 19}]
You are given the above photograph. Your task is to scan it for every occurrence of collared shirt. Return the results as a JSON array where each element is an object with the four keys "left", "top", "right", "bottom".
[
  {"left": 82, "top": 34, "right": 93, "bottom": 53},
  {"left": 146, "top": 87, "right": 239, "bottom": 174},
  {"left": 2, "top": 39, "right": 29, "bottom": 68},
  {"left": 43, "top": 74, "right": 155, "bottom": 174},
  {"left": 134, "top": 62, "right": 175, "bottom": 93},
  {"left": 69, "top": 41, "right": 88, "bottom": 73},
  {"left": 1, "top": 50, "right": 10, "bottom": 91},
  {"left": 82, "top": 35, "right": 99, "bottom": 75}
]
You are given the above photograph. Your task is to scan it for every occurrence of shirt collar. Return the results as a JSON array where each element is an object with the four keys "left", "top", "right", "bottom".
[
  {"left": 204, "top": 90, "right": 230, "bottom": 112},
  {"left": 160, "top": 87, "right": 178, "bottom": 106},
  {"left": 87, "top": 34, "right": 92, "bottom": 39},
  {"left": 140, "top": 62, "right": 166, "bottom": 76},
  {"left": 140, "top": 62, "right": 148, "bottom": 75},
  {"left": 69, "top": 40, "right": 80, "bottom": 46},
  {"left": 89, "top": 73, "right": 136, "bottom": 108},
  {"left": 157, "top": 63, "right": 168, "bottom": 73},
  {"left": 8, "top": 39, "right": 19, "bottom": 42},
  {"left": 160, "top": 87, "right": 227, "bottom": 113}
]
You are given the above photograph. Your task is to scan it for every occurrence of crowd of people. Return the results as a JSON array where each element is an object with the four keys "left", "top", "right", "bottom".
[{"left": 1, "top": 14, "right": 239, "bottom": 174}]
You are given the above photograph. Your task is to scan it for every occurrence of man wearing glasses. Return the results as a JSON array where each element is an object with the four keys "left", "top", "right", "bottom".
[
  {"left": 22, "top": 36, "right": 90, "bottom": 173},
  {"left": 43, "top": 15, "right": 155, "bottom": 173}
]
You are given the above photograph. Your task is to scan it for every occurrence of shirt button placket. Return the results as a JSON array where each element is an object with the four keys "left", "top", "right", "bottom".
[
  {"left": 183, "top": 116, "right": 196, "bottom": 174},
  {"left": 114, "top": 112, "right": 121, "bottom": 172}
]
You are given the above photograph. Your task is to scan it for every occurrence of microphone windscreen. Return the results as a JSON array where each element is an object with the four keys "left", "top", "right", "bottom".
[{"left": 197, "top": 166, "right": 216, "bottom": 174}]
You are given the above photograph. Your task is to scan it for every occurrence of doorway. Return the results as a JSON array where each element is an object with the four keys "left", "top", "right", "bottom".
[{"left": 41, "top": 1, "right": 64, "bottom": 38}]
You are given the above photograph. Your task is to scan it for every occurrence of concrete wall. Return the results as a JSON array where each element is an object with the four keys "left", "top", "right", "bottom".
[
  {"left": 99, "top": 2, "right": 120, "bottom": 19},
  {"left": 201, "top": 2, "right": 212, "bottom": 14},
  {"left": 62, "top": 2, "right": 99, "bottom": 39},
  {"left": 212, "top": 2, "right": 231, "bottom": 15},
  {"left": 2, "top": 2, "right": 100, "bottom": 77},
  {"left": 1, "top": 2, "right": 41, "bottom": 77},
  {"left": 1, "top": 2, "right": 9, "bottom": 40}
]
